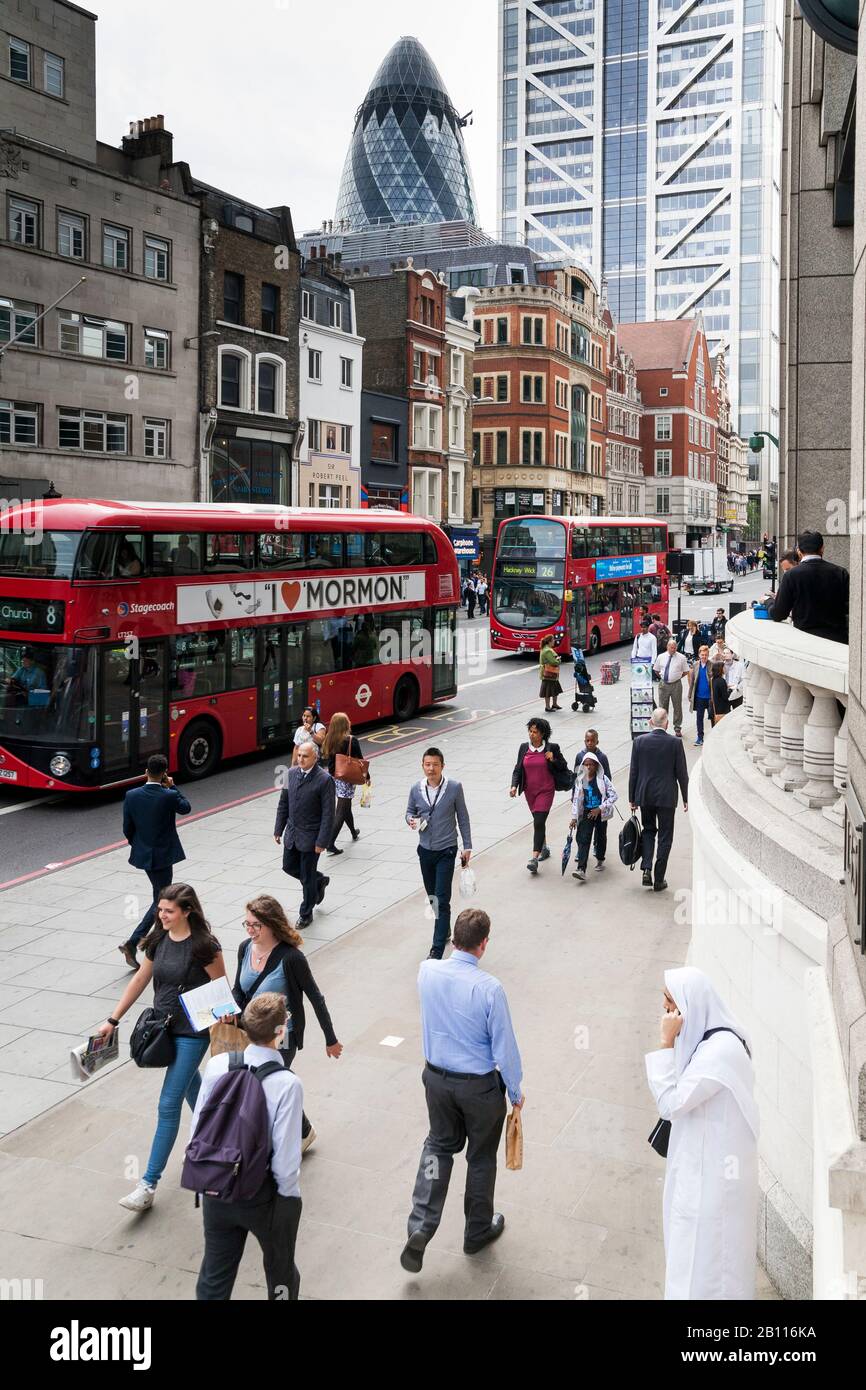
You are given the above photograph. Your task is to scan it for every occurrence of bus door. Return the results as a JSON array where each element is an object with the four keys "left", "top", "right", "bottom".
[
  {"left": 569, "top": 588, "right": 588, "bottom": 653},
  {"left": 620, "top": 582, "right": 635, "bottom": 642},
  {"left": 432, "top": 608, "right": 457, "bottom": 699},
  {"left": 257, "top": 626, "right": 306, "bottom": 743},
  {"left": 101, "top": 639, "right": 168, "bottom": 777}
]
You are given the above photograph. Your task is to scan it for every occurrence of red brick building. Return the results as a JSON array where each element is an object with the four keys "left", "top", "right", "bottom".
[{"left": 618, "top": 316, "right": 719, "bottom": 549}]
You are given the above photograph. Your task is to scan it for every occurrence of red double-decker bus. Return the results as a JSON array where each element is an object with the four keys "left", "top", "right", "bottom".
[
  {"left": 490, "top": 515, "right": 670, "bottom": 657},
  {"left": 0, "top": 501, "right": 459, "bottom": 792}
]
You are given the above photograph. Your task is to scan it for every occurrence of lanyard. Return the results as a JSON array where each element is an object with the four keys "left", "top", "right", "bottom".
[{"left": 423, "top": 780, "right": 445, "bottom": 812}]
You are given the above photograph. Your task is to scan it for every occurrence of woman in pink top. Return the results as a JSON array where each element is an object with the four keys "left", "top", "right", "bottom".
[{"left": 510, "top": 717, "right": 570, "bottom": 875}]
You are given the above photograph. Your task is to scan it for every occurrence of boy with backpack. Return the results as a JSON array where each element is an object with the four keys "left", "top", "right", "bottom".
[{"left": 185, "top": 992, "right": 303, "bottom": 1301}]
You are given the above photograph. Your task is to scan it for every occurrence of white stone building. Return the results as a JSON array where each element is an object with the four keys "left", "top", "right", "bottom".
[{"left": 297, "top": 257, "right": 363, "bottom": 508}]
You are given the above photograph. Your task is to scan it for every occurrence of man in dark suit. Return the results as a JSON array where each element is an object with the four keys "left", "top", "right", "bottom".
[
  {"left": 118, "top": 753, "right": 191, "bottom": 968},
  {"left": 771, "top": 530, "right": 849, "bottom": 643},
  {"left": 274, "top": 740, "right": 334, "bottom": 927},
  {"left": 628, "top": 709, "right": 689, "bottom": 893}
]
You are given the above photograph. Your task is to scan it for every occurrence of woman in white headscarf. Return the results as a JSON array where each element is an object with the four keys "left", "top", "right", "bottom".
[{"left": 645, "top": 966, "right": 760, "bottom": 1300}]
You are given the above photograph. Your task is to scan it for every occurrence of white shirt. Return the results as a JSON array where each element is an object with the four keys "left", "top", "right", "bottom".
[
  {"left": 632, "top": 632, "right": 657, "bottom": 661},
  {"left": 294, "top": 723, "right": 325, "bottom": 748},
  {"left": 190, "top": 1043, "right": 303, "bottom": 1198},
  {"left": 421, "top": 774, "right": 448, "bottom": 807},
  {"left": 653, "top": 651, "right": 690, "bottom": 683}
]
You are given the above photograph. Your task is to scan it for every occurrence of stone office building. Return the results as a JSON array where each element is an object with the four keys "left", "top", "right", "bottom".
[{"left": 0, "top": 0, "right": 200, "bottom": 500}]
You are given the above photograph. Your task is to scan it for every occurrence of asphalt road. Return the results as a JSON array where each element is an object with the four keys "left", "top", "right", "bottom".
[{"left": 0, "top": 570, "right": 769, "bottom": 881}]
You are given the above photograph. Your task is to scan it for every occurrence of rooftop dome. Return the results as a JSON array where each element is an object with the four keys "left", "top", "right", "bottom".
[{"left": 335, "top": 36, "right": 479, "bottom": 231}]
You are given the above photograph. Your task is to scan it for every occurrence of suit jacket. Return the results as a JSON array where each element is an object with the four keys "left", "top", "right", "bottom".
[
  {"left": 510, "top": 741, "right": 569, "bottom": 796},
  {"left": 274, "top": 764, "right": 335, "bottom": 855},
  {"left": 772, "top": 556, "right": 849, "bottom": 643},
  {"left": 629, "top": 729, "right": 689, "bottom": 809},
  {"left": 123, "top": 782, "right": 191, "bottom": 870}
]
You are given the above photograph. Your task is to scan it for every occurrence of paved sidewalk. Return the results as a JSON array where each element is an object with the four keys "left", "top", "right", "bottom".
[{"left": 0, "top": 673, "right": 778, "bottom": 1299}]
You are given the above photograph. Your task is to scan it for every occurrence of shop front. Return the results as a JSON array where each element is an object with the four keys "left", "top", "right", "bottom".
[
  {"left": 210, "top": 429, "right": 293, "bottom": 505},
  {"left": 298, "top": 451, "right": 361, "bottom": 510}
]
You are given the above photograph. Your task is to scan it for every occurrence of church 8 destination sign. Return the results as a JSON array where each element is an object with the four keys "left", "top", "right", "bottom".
[{"left": 0, "top": 596, "right": 65, "bottom": 633}]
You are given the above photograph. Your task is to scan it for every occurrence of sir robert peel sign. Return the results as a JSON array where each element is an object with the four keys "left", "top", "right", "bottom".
[{"left": 177, "top": 573, "right": 426, "bottom": 626}]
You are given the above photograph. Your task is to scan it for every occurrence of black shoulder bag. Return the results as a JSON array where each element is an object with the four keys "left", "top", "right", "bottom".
[
  {"left": 130, "top": 947, "right": 198, "bottom": 1069},
  {"left": 648, "top": 1027, "right": 751, "bottom": 1157}
]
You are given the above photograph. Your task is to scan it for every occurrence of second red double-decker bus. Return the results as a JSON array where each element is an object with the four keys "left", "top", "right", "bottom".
[
  {"left": 0, "top": 500, "right": 459, "bottom": 792},
  {"left": 490, "top": 515, "right": 669, "bottom": 657}
]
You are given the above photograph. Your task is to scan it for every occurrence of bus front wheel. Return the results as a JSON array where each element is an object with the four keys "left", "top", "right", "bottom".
[
  {"left": 393, "top": 675, "right": 420, "bottom": 722},
  {"left": 178, "top": 718, "right": 222, "bottom": 780},
  {"left": 588, "top": 627, "right": 601, "bottom": 656}
]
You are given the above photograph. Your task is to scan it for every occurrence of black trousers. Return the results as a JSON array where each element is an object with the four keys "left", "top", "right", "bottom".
[
  {"left": 408, "top": 1066, "right": 507, "bottom": 1247},
  {"left": 283, "top": 844, "right": 326, "bottom": 919},
  {"left": 329, "top": 795, "right": 356, "bottom": 849},
  {"left": 196, "top": 1184, "right": 302, "bottom": 1301},
  {"left": 130, "top": 865, "right": 173, "bottom": 948},
  {"left": 639, "top": 805, "right": 676, "bottom": 882},
  {"left": 575, "top": 815, "right": 608, "bottom": 869},
  {"left": 531, "top": 809, "right": 550, "bottom": 854}
]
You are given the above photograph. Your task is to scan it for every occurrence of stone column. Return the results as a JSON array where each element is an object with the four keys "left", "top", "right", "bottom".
[
  {"left": 773, "top": 679, "right": 812, "bottom": 792},
  {"left": 794, "top": 690, "right": 844, "bottom": 808},
  {"left": 744, "top": 666, "right": 772, "bottom": 751},
  {"left": 755, "top": 675, "right": 790, "bottom": 775},
  {"left": 823, "top": 707, "right": 849, "bottom": 828}
]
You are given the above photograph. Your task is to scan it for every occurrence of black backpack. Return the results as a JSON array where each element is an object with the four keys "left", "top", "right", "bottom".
[{"left": 618, "top": 812, "right": 643, "bottom": 869}]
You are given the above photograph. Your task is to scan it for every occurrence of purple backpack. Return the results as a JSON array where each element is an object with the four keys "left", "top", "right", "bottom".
[{"left": 181, "top": 1052, "right": 284, "bottom": 1202}]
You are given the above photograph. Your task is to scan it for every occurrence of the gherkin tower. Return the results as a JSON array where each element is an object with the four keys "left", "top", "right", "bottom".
[{"left": 335, "top": 36, "right": 479, "bottom": 231}]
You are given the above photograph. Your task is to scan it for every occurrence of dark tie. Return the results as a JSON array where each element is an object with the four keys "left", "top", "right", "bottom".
[{"left": 664, "top": 656, "right": 672, "bottom": 682}]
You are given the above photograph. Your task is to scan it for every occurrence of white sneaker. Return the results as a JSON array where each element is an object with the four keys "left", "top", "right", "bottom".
[
  {"left": 594, "top": 860, "right": 605, "bottom": 872},
  {"left": 118, "top": 1181, "right": 156, "bottom": 1212},
  {"left": 301, "top": 1126, "right": 317, "bottom": 1155}
]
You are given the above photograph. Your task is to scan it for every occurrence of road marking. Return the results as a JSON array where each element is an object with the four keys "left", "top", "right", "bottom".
[
  {"left": 0, "top": 795, "right": 63, "bottom": 817},
  {"left": 380, "top": 1036, "right": 404, "bottom": 1048},
  {"left": 462, "top": 665, "right": 539, "bottom": 689}
]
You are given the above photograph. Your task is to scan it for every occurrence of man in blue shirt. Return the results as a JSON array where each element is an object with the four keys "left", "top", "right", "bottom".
[
  {"left": 9, "top": 646, "right": 48, "bottom": 702},
  {"left": 400, "top": 908, "right": 524, "bottom": 1274},
  {"left": 688, "top": 644, "right": 713, "bottom": 745}
]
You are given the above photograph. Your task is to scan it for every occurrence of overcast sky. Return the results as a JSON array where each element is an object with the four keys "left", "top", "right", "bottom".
[{"left": 95, "top": 0, "right": 499, "bottom": 235}]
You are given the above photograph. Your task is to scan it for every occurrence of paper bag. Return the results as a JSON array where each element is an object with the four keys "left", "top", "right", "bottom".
[
  {"left": 210, "top": 1020, "right": 248, "bottom": 1058},
  {"left": 505, "top": 1106, "right": 523, "bottom": 1171}
]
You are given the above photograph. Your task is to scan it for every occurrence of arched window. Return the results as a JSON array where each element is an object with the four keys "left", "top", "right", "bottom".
[
  {"left": 255, "top": 354, "right": 286, "bottom": 416},
  {"left": 218, "top": 346, "right": 252, "bottom": 411}
]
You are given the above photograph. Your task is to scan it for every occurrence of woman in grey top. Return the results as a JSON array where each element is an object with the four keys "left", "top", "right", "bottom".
[{"left": 95, "top": 883, "right": 225, "bottom": 1214}]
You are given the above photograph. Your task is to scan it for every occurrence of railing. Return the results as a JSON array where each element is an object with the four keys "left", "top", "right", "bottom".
[{"left": 726, "top": 612, "right": 848, "bottom": 826}]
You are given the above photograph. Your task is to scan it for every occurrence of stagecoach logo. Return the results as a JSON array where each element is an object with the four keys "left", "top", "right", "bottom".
[
  {"left": 116, "top": 601, "right": 175, "bottom": 618},
  {"left": 177, "top": 573, "right": 427, "bottom": 627},
  {"left": 117, "top": 602, "right": 130, "bottom": 617}
]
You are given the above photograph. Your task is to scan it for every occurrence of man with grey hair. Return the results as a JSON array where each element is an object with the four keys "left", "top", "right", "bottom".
[
  {"left": 652, "top": 639, "right": 690, "bottom": 738},
  {"left": 628, "top": 709, "right": 689, "bottom": 893}
]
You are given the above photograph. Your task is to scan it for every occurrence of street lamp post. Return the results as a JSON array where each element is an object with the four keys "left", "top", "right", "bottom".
[{"left": 748, "top": 430, "right": 779, "bottom": 553}]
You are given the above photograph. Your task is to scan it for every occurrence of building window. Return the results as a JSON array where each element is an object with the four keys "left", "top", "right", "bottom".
[
  {"left": 659, "top": 387, "right": 668, "bottom": 397},
  {"left": 450, "top": 350, "right": 463, "bottom": 387},
  {"left": 103, "top": 224, "right": 130, "bottom": 270},
  {"left": 591, "top": 393, "right": 603, "bottom": 422},
  {"left": 58, "top": 409, "right": 128, "bottom": 453},
  {"left": 0, "top": 298, "right": 38, "bottom": 347},
  {"left": 449, "top": 467, "right": 463, "bottom": 519},
  {"left": 340, "top": 356, "right": 353, "bottom": 389},
  {"left": 223, "top": 272, "right": 244, "bottom": 324},
  {"left": 57, "top": 210, "right": 86, "bottom": 259},
  {"left": 144, "top": 327, "right": 170, "bottom": 369},
  {"left": 59, "top": 311, "right": 128, "bottom": 362},
  {"left": 412, "top": 467, "right": 441, "bottom": 521},
  {"left": 325, "top": 424, "right": 338, "bottom": 451},
  {"left": 521, "top": 374, "right": 544, "bottom": 404},
  {"left": 656, "top": 488, "right": 670, "bottom": 513},
  {"left": 496, "top": 374, "right": 509, "bottom": 403},
  {"left": 413, "top": 348, "right": 425, "bottom": 383},
  {"left": 218, "top": 348, "right": 251, "bottom": 410},
  {"left": 496, "top": 317, "right": 509, "bottom": 344},
  {"left": 308, "top": 419, "right": 321, "bottom": 450},
  {"left": 522, "top": 315, "right": 544, "bottom": 345},
  {"left": 0, "top": 399, "right": 38, "bottom": 445},
  {"left": 9, "top": 37, "right": 30, "bottom": 83},
  {"left": 144, "top": 418, "right": 169, "bottom": 459},
  {"left": 9, "top": 197, "right": 39, "bottom": 246},
  {"left": 371, "top": 422, "right": 395, "bottom": 461},
  {"left": 340, "top": 424, "right": 352, "bottom": 454},
  {"left": 259, "top": 283, "right": 279, "bottom": 334},
  {"left": 308, "top": 348, "right": 322, "bottom": 382},
  {"left": 234, "top": 213, "right": 254, "bottom": 234},
  {"left": 329, "top": 300, "right": 343, "bottom": 330},
  {"left": 655, "top": 450, "right": 672, "bottom": 477},
  {"left": 656, "top": 414, "right": 672, "bottom": 441},
  {"left": 43, "top": 51, "right": 64, "bottom": 97},
  {"left": 555, "top": 378, "right": 569, "bottom": 409},
  {"left": 496, "top": 430, "right": 508, "bottom": 466},
  {"left": 144, "top": 235, "right": 170, "bottom": 281},
  {"left": 412, "top": 403, "right": 442, "bottom": 451},
  {"left": 257, "top": 360, "right": 277, "bottom": 414},
  {"left": 449, "top": 404, "right": 464, "bottom": 451},
  {"left": 521, "top": 430, "right": 544, "bottom": 465},
  {"left": 318, "top": 484, "right": 342, "bottom": 508},
  {"left": 301, "top": 289, "right": 315, "bottom": 320}
]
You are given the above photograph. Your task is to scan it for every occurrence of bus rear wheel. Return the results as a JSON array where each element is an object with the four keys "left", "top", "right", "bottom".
[
  {"left": 588, "top": 627, "right": 601, "bottom": 656},
  {"left": 393, "top": 675, "right": 420, "bottom": 722},
  {"left": 178, "top": 719, "right": 222, "bottom": 780}
]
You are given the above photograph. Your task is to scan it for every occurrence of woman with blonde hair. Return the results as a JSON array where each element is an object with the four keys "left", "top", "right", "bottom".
[
  {"left": 321, "top": 711, "right": 368, "bottom": 856},
  {"left": 229, "top": 894, "right": 343, "bottom": 1153}
]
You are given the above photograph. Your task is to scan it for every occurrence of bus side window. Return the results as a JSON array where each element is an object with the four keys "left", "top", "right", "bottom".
[
  {"left": 423, "top": 533, "right": 438, "bottom": 565},
  {"left": 571, "top": 528, "right": 587, "bottom": 560},
  {"left": 257, "top": 533, "right": 305, "bottom": 569},
  {"left": 171, "top": 633, "right": 227, "bottom": 697},
  {"left": 75, "top": 531, "right": 116, "bottom": 580},
  {"left": 307, "top": 534, "right": 344, "bottom": 569},
  {"left": 229, "top": 629, "right": 255, "bottom": 689},
  {"left": 204, "top": 533, "right": 254, "bottom": 572},
  {"left": 345, "top": 534, "right": 365, "bottom": 566},
  {"left": 115, "top": 534, "right": 146, "bottom": 578},
  {"left": 153, "top": 533, "right": 202, "bottom": 577}
]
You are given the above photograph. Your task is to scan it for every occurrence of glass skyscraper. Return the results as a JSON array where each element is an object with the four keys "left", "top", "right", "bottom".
[
  {"left": 335, "top": 36, "right": 478, "bottom": 231},
  {"left": 499, "top": 0, "right": 784, "bottom": 462}
]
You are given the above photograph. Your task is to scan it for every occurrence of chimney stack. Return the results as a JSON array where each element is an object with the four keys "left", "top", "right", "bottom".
[{"left": 122, "top": 114, "right": 174, "bottom": 170}]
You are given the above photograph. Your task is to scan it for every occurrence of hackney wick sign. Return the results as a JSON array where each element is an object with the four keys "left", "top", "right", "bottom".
[{"left": 177, "top": 572, "right": 427, "bottom": 626}]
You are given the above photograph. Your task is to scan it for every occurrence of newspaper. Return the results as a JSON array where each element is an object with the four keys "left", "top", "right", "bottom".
[
  {"left": 69, "top": 1029, "right": 120, "bottom": 1082},
  {"left": 178, "top": 977, "right": 241, "bottom": 1033}
]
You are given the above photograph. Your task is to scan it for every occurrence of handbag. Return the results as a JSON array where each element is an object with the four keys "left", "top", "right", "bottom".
[
  {"left": 618, "top": 812, "right": 643, "bottom": 868},
  {"left": 648, "top": 1117, "right": 671, "bottom": 1157},
  {"left": 542, "top": 664, "right": 560, "bottom": 681},
  {"left": 334, "top": 751, "right": 370, "bottom": 785},
  {"left": 505, "top": 1106, "right": 524, "bottom": 1171},
  {"left": 130, "top": 1008, "right": 176, "bottom": 1068},
  {"left": 209, "top": 1019, "right": 249, "bottom": 1057}
]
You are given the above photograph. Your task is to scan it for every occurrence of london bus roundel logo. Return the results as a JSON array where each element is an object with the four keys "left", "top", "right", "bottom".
[
  {"left": 117, "top": 602, "right": 130, "bottom": 617},
  {"left": 607, "top": 615, "right": 615, "bottom": 631},
  {"left": 356, "top": 684, "right": 372, "bottom": 709}
]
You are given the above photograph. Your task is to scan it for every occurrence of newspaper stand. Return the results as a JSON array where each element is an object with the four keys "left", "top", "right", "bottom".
[{"left": 630, "top": 659, "right": 654, "bottom": 741}]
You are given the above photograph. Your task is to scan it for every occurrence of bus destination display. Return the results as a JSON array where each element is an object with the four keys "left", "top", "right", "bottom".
[{"left": 0, "top": 598, "right": 65, "bottom": 633}]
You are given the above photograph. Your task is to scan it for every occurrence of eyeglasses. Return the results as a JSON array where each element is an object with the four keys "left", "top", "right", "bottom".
[{"left": 242, "top": 919, "right": 261, "bottom": 930}]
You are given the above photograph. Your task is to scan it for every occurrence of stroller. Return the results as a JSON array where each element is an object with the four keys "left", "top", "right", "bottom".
[{"left": 571, "top": 648, "right": 597, "bottom": 713}]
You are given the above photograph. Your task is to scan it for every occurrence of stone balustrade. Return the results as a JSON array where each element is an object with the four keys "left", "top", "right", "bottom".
[{"left": 726, "top": 612, "right": 849, "bottom": 827}]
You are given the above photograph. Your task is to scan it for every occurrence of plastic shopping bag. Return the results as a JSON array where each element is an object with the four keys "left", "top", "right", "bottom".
[
  {"left": 458, "top": 866, "right": 477, "bottom": 899},
  {"left": 360, "top": 781, "right": 372, "bottom": 809}
]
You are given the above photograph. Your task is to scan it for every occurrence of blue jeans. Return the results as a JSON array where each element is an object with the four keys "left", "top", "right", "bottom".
[
  {"left": 694, "top": 696, "right": 711, "bottom": 741},
  {"left": 143, "top": 1033, "right": 210, "bottom": 1186},
  {"left": 418, "top": 845, "right": 458, "bottom": 958}
]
